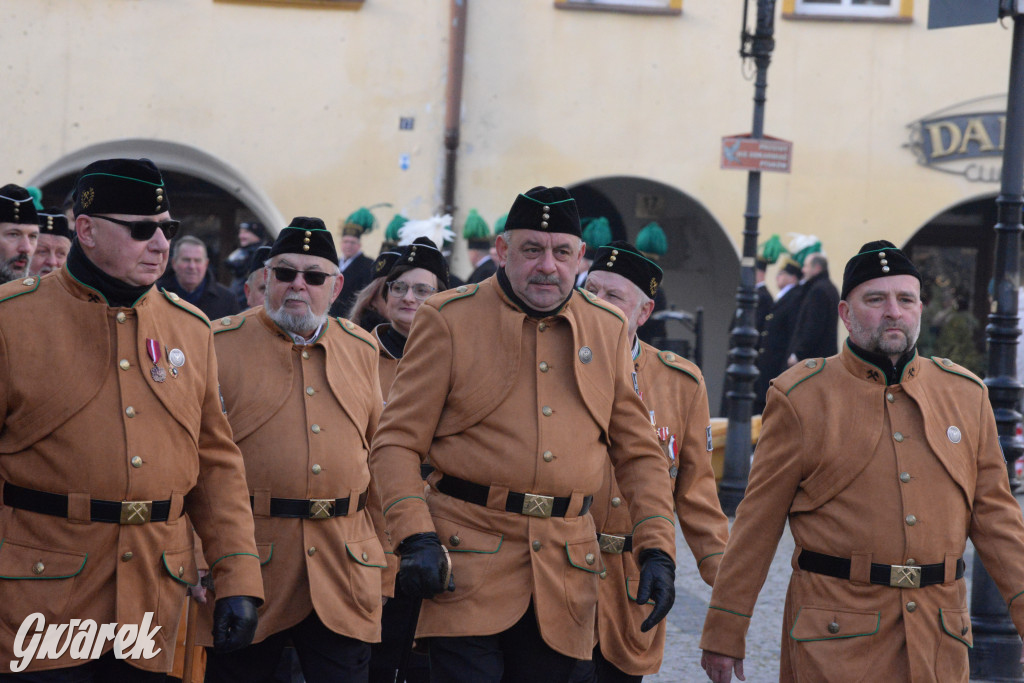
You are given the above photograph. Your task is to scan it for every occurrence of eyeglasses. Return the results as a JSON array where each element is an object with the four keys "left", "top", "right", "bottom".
[
  {"left": 91, "top": 215, "right": 180, "bottom": 242},
  {"left": 388, "top": 281, "right": 437, "bottom": 300},
  {"left": 271, "top": 266, "right": 333, "bottom": 286}
]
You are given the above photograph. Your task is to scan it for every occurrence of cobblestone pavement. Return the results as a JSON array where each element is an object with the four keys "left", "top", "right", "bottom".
[{"left": 648, "top": 519, "right": 989, "bottom": 682}]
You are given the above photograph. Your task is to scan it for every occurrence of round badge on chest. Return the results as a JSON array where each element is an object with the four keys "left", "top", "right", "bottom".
[
  {"left": 578, "top": 346, "right": 593, "bottom": 364},
  {"left": 947, "top": 426, "right": 962, "bottom": 444}
]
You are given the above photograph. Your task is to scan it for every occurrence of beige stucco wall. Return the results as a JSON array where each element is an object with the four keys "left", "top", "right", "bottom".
[{"left": 0, "top": 0, "right": 1015, "bottom": 268}]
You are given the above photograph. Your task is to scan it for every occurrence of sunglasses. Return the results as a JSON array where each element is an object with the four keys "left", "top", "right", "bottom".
[
  {"left": 271, "top": 266, "right": 333, "bottom": 287},
  {"left": 387, "top": 281, "right": 437, "bottom": 301},
  {"left": 91, "top": 215, "right": 180, "bottom": 242}
]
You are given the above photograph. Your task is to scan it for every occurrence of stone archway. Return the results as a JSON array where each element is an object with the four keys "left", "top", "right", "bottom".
[{"left": 569, "top": 176, "right": 739, "bottom": 414}]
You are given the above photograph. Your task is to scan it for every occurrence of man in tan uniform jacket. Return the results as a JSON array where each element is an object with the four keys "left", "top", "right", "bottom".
[
  {"left": 700, "top": 240, "right": 1024, "bottom": 683},
  {"left": 0, "top": 159, "right": 263, "bottom": 680},
  {"left": 575, "top": 241, "right": 729, "bottom": 682},
  {"left": 200, "top": 217, "right": 387, "bottom": 682},
  {"left": 370, "top": 186, "right": 678, "bottom": 683}
]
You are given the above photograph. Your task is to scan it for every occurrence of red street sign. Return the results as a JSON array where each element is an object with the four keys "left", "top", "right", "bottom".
[{"left": 721, "top": 134, "right": 793, "bottom": 173}]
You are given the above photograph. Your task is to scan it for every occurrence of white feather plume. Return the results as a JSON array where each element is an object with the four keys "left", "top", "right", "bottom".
[{"left": 398, "top": 214, "right": 456, "bottom": 248}]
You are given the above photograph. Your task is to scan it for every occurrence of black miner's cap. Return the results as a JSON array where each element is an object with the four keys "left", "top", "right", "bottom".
[
  {"left": 388, "top": 237, "right": 449, "bottom": 289},
  {"left": 269, "top": 217, "right": 338, "bottom": 264},
  {"left": 503, "top": 186, "right": 580, "bottom": 238},
  {"left": 588, "top": 240, "right": 664, "bottom": 299},
  {"left": 247, "top": 245, "right": 272, "bottom": 276},
  {"left": 73, "top": 158, "right": 169, "bottom": 217},
  {"left": 841, "top": 240, "right": 921, "bottom": 300},
  {"left": 38, "top": 207, "right": 72, "bottom": 239},
  {"left": 0, "top": 184, "right": 39, "bottom": 225}
]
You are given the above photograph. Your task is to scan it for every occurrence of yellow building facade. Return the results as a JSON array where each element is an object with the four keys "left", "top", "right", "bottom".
[{"left": 2, "top": 0, "right": 1013, "bottom": 408}]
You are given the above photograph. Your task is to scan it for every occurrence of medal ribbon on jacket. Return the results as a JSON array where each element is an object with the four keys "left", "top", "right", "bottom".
[{"left": 146, "top": 338, "right": 166, "bottom": 383}]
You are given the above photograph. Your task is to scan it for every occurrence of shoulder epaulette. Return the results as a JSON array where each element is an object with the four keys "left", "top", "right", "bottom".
[
  {"left": 336, "top": 317, "right": 377, "bottom": 350},
  {"left": 436, "top": 283, "right": 480, "bottom": 311},
  {"left": 0, "top": 276, "right": 41, "bottom": 304},
  {"left": 212, "top": 314, "right": 246, "bottom": 334},
  {"left": 161, "top": 288, "right": 211, "bottom": 329},
  {"left": 930, "top": 356, "right": 984, "bottom": 388},
  {"left": 578, "top": 288, "right": 625, "bottom": 324},
  {"left": 656, "top": 350, "right": 700, "bottom": 383},
  {"left": 778, "top": 358, "right": 827, "bottom": 396}
]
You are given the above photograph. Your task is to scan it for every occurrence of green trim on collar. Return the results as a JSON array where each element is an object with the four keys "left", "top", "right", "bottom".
[
  {"left": 66, "top": 268, "right": 109, "bottom": 305},
  {"left": 845, "top": 339, "right": 891, "bottom": 384},
  {"left": 785, "top": 359, "right": 826, "bottom": 396},
  {"left": 162, "top": 288, "right": 211, "bottom": 328},
  {"left": 437, "top": 283, "right": 480, "bottom": 311},
  {"left": 337, "top": 317, "right": 376, "bottom": 350},
  {"left": 0, "top": 276, "right": 41, "bottom": 304},
  {"left": 213, "top": 315, "right": 246, "bottom": 334},
  {"left": 897, "top": 348, "right": 919, "bottom": 383},
  {"left": 578, "top": 288, "right": 625, "bottom": 323},
  {"left": 931, "top": 357, "right": 984, "bottom": 388},
  {"left": 657, "top": 350, "right": 698, "bottom": 382}
]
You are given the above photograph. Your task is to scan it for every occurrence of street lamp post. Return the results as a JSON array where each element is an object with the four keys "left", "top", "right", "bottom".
[
  {"left": 970, "top": 7, "right": 1024, "bottom": 679},
  {"left": 719, "top": 0, "right": 777, "bottom": 515}
]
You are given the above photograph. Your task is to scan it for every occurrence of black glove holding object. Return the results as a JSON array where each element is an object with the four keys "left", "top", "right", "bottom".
[
  {"left": 397, "top": 531, "right": 455, "bottom": 599},
  {"left": 635, "top": 548, "right": 675, "bottom": 632},
  {"left": 212, "top": 595, "right": 260, "bottom": 652}
]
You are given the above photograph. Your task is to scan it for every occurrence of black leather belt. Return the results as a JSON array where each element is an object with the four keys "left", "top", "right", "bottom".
[
  {"left": 436, "top": 475, "right": 592, "bottom": 518},
  {"left": 798, "top": 549, "right": 964, "bottom": 588},
  {"left": 2, "top": 482, "right": 171, "bottom": 524},
  {"left": 253, "top": 492, "right": 368, "bottom": 519},
  {"left": 597, "top": 532, "right": 633, "bottom": 554}
]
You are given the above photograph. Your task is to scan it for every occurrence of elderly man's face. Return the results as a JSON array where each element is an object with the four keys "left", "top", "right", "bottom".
[
  {"left": 244, "top": 268, "right": 267, "bottom": 308},
  {"left": 839, "top": 274, "right": 922, "bottom": 362},
  {"left": 496, "top": 230, "right": 583, "bottom": 312},
  {"left": 172, "top": 243, "right": 209, "bottom": 293},
  {"left": 584, "top": 270, "right": 653, "bottom": 340},
  {"left": 264, "top": 253, "right": 342, "bottom": 337},
  {"left": 0, "top": 221, "right": 39, "bottom": 280},
  {"left": 75, "top": 213, "right": 171, "bottom": 287},
  {"left": 29, "top": 234, "right": 71, "bottom": 276}
]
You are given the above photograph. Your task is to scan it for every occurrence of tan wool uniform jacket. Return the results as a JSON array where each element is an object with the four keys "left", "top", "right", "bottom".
[
  {"left": 591, "top": 340, "right": 729, "bottom": 675},
  {"left": 199, "top": 307, "right": 387, "bottom": 645},
  {"left": 700, "top": 343, "right": 1024, "bottom": 682},
  {"left": 369, "top": 277, "right": 677, "bottom": 660},
  {"left": 0, "top": 269, "right": 263, "bottom": 673}
]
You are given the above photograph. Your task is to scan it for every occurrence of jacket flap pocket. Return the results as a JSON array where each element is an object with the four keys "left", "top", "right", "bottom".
[
  {"left": 162, "top": 547, "right": 200, "bottom": 587},
  {"left": 790, "top": 606, "right": 880, "bottom": 642},
  {"left": 625, "top": 576, "right": 654, "bottom": 605},
  {"left": 438, "top": 520, "right": 503, "bottom": 554},
  {"left": 257, "top": 542, "right": 273, "bottom": 566},
  {"left": 0, "top": 539, "right": 87, "bottom": 580},
  {"left": 565, "top": 537, "right": 605, "bottom": 575},
  {"left": 940, "top": 607, "right": 973, "bottom": 647},
  {"left": 346, "top": 537, "right": 387, "bottom": 568}
]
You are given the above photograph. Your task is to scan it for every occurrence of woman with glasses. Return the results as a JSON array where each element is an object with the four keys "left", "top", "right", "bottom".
[{"left": 373, "top": 237, "right": 450, "bottom": 397}]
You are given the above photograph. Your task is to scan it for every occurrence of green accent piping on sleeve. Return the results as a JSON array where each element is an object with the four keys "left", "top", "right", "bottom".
[
  {"left": 697, "top": 551, "right": 724, "bottom": 567},
  {"left": 578, "top": 288, "right": 625, "bottom": 323},
  {"left": 788, "top": 608, "right": 880, "bottom": 643},
  {"left": 162, "top": 288, "right": 212, "bottom": 328},
  {"left": 0, "top": 540, "right": 88, "bottom": 580},
  {"left": 657, "top": 350, "right": 698, "bottom": 382},
  {"left": 437, "top": 284, "right": 479, "bottom": 311},
  {"left": 632, "top": 515, "right": 674, "bottom": 533},
  {"left": 213, "top": 316, "right": 246, "bottom": 334},
  {"left": 449, "top": 534, "right": 503, "bottom": 554},
  {"left": 939, "top": 608, "right": 973, "bottom": 648},
  {"left": 785, "top": 359, "right": 826, "bottom": 396},
  {"left": 930, "top": 357, "right": 984, "bottom": 388},
  {"left": 709, "top": 605, "right": 751, "bottom": 619},
  {"left": 162, "top": 551, "right": 199, "bottom": 587},
  {"left": 336, "top": 317, "right": 377, "bottom": 350},
  {"left": 383, "top": 495, "right": 425, "bottom": 516},
  {"left": 209, "top": 551, "right": 260, "bottom": 568},
  {"left": 0, "top": 276, "right": 41, "bottom": 304}
]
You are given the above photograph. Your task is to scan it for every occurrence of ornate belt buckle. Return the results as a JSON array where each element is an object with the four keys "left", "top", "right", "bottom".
[
  {"left": 890, "top": 564, "right": 921, "bottom": 588},
  {"left": 521, "top": 493, "right": 554, "bottom": 518},
  {"left": 309, "top": 499, "right": 335, "bottom": 519},
  {"left": 120, "top": 500, "right": 153, "bottom": 525},
  {"left": 598, "top": 534, "right": 626, "bottom": 554}
]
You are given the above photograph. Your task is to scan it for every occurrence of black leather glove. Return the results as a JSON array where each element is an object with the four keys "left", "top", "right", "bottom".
[
  {"left": 397, "top": 532, "right": 455, "bottom": 599},
  {"left": 212, "top": 596, "right": 260, "bottom": 653},
  {"left": 635, "top": 548, "right": 676, "bottom": 632}
]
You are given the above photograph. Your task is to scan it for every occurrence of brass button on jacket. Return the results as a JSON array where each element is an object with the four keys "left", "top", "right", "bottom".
[{"left": 532, "top": 540, "right": 542, "bottom": 551}]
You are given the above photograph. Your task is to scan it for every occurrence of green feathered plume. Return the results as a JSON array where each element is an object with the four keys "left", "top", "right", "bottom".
[
  {"left": 787, "top": 233, "right": 822, "bottom": 266},
  {"left": 493, "top": 212, "right": 508, "bottom": 235},
  {"left": 385, "top": 214, "right": 407, "bottom": 242},
  {"left": 636, "top": 222, "right": 668, "bottom": 258},
  {"left": 759, "top": 234, "right": 786, "bottom": 265},
  {"left": 462, "top": 209, "right": 491, "bottom": 241},
  {"left": 581, "top": 216, "right": 612, "bottom": 249},
  {"left": 26, "top": 186, "right": 43, "bottom": 211},
  {"left": 343, "top": 207, "right": 376, "bottom": 235}
]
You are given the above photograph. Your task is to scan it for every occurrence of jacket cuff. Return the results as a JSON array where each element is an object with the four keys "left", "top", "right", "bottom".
[
  {"left": 209, "top": 552, "right": 265, "bottom": 606},
  {"left": 699, "top": 605, "right": 752, "bottom": 659}
]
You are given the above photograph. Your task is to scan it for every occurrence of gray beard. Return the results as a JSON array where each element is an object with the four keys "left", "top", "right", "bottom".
[
  {"left": 0, "top": 259, "right": 23, "bottom": 285},
  {"left": 266, "top": 298, "right": 327, "bottom": 337},
  {"left": 849, "top": 314, "right": 921, "bottom": 358}
]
